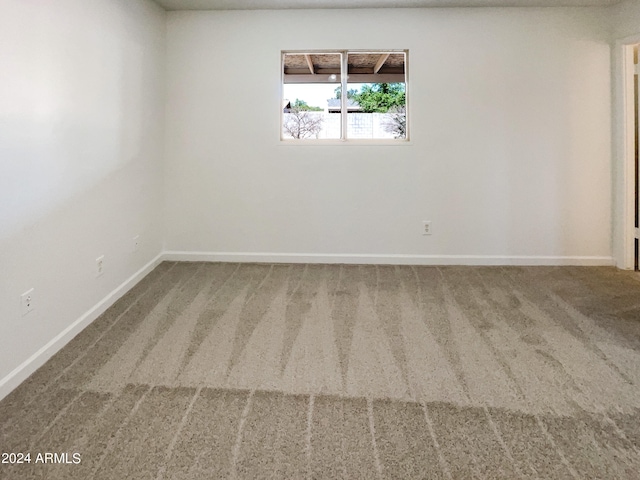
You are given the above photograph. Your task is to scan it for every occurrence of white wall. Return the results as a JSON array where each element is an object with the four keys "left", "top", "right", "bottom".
[
  {"left": 611, "top": 0, "right": 640, "bottom": 39},
  {"left": 164, "top": 8, "right": 612, "bottom": 264},
  {"left": 0, "top": 0, "right": 166, "bottom": 389}
]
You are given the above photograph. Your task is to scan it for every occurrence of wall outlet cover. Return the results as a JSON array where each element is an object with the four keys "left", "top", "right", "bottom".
[
  {"left": 21, "top": 288, "right": 35, "bottom": 316},
  {"left": 96, "top": 255, "right": 105, "bottom": 277}
]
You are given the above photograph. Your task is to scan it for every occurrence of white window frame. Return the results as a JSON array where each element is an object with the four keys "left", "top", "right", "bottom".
[{"left": 280, "top": 49, "right": 410, "bottom": 144}]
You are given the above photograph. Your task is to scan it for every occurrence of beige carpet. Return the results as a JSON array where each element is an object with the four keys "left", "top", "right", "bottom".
[{"left": 2, "top": 262, "right": 640, "bottom": 478}]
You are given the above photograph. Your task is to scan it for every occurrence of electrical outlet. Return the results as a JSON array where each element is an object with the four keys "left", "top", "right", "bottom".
[
  {"left": 133, "top": 235, "right": 140, "bottom": 252},
  {"left": 96, "top": 255, "right": 105, "bottom": 277},
  {"left": 422, "top": 221, "right": 432, "bottom": 235},
  {"left": 21, "top": 288, "right": 35, "bottom": 316}
]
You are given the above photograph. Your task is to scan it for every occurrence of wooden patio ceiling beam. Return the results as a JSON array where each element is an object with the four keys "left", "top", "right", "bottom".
[
  {"left": 285, "top": 67, "right": 403, "bottom": 76},
  {"left": 373, "top": 53, "right": 390, "bottom": 74},
  {"left": 284, "top": 73, "right": 405, "bottom": 84},
  {"left": 304, "top": 54, "right": 315, "bottom": 74}
]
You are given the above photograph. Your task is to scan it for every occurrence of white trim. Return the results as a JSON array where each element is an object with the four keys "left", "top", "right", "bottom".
[
  {"left": 0, "top": 253, "right": 164, "bottom": 401},
  {"left": 163, "top": 251, "right": 614, "bottom": 266},
  {"left": 621, "top": 42, "right": 636, "bottom": 269},
  {"left": 615, "top": 35, "right": 640, "bottom": 269}
]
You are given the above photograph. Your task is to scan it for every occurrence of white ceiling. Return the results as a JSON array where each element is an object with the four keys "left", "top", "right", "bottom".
[{"left": 153, "top": 0, "right": 618, "bottom": 10}]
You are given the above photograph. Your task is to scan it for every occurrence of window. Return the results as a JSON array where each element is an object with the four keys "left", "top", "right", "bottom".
[{"left": 281, "top": 50, "right": 408, "bottom": 142}]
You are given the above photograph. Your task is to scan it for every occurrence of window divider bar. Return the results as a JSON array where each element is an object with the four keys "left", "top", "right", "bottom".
[{"left": 340, "top": 51, "right": 348, "bottom": 141}]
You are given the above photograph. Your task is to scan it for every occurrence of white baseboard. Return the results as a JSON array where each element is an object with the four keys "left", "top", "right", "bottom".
[
  {"left": 163, "top": 251, "right": 614, "bottom": 266},
  {"left": 0, "top": 253, "right": 164, "bottom": 402}
]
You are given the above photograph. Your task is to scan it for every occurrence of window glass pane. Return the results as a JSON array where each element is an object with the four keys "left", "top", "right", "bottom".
[
  {"left": 282, "top": 53, "right": 342, "bottom": 140},
  {"left": 346, "top": 52, "right": 406, "bottom": 139}
]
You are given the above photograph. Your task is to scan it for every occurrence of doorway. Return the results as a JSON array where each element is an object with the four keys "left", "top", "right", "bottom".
[
  {"left": 634, "top": 45, "right": 639, "bottom": 270},
  {"left": 621, "top": 41, "right": 640, "bottom": 270}
]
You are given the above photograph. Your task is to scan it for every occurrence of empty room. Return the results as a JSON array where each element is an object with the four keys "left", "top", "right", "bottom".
[{"left": 3, "top": 0, "right": 640, "bottom": 478}]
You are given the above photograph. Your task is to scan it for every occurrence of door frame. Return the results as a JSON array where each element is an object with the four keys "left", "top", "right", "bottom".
[{"left": 615, "top": 35, "right": 640, "bottom": 269}]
